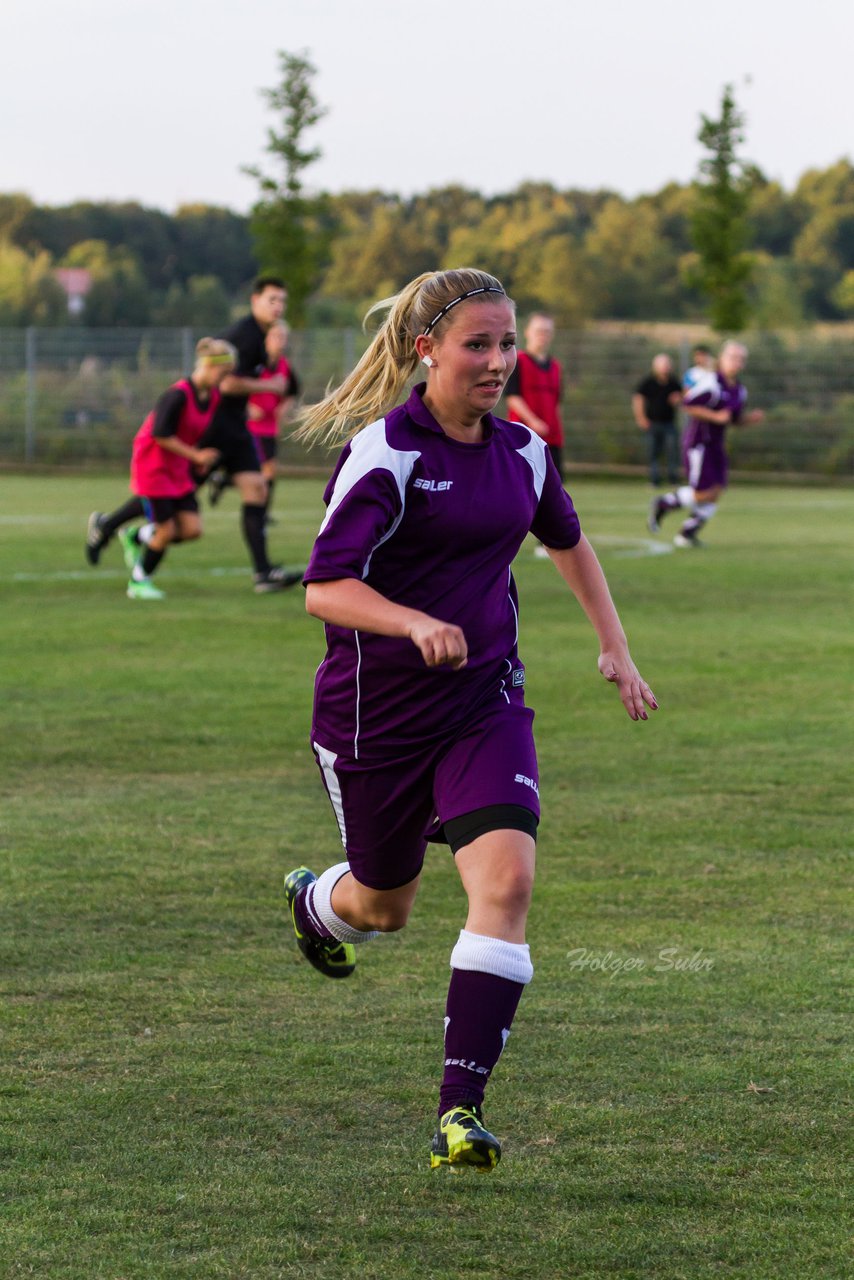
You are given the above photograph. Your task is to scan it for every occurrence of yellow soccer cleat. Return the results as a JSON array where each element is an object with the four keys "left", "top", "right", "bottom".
[{"left": 430, "top": 1104, "right": 501, "bottom": 1172}]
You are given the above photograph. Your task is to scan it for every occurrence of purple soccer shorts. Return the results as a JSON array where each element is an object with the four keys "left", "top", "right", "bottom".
[{"left": 311, "top": 696, "right": 539, "bottom": 890}]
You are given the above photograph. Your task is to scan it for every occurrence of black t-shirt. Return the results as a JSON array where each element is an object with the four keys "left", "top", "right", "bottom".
[
  {"left": 151, "top": 380, "right": 210, "bottom": 438},
  {"left": 635, "top": 375, "right": 682, "bottom": 423},
  {"left": 215, "top": 313, "right": 268, "bottom": 429}
]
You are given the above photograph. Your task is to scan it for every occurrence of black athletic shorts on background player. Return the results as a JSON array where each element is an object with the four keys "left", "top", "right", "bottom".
[
  {"left": 140, "top": 491, "right": 200, "bottom": 523},
  {"left": 196, "top": 418, "right": 262, "bottom": 475}
]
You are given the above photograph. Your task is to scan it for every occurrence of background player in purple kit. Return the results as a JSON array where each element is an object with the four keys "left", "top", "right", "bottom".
[
  {"left": 282, "top": 268, "right": 657, "bottom": 1173},
  {"left": 649, "top": 340, "right": 765, "bottom": 547}
]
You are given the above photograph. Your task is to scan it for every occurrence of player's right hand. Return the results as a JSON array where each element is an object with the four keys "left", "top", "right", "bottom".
[
  {"left": 408, "top": 617, "right": 468, "bottom": 669},
  {"left": 194, "top": 447, "right": 222, "bottom": 469}
]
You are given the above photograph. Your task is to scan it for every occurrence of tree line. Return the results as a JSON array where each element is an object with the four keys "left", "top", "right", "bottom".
[{"left": 2, "top": 159, "right": 853, "bottom": 330}]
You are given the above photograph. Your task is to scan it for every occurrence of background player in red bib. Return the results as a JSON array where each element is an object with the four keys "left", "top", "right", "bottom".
[
  {"left": 505, "top": 313, "right": 565, "bottom": 479},
  {"left": 246, "top": 320, "right": 301, "bottom": 527},
  {"left": 87, "top": 338, "right": 235, "bottom": 599}
]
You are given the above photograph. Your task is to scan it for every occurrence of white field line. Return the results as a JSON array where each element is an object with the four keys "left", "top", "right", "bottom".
[
  {"left": 7, "top": 566, "right": 255, "bottom": 582},
  {"left": 589, "top": 535, "right": 674, "bottom": 558}
]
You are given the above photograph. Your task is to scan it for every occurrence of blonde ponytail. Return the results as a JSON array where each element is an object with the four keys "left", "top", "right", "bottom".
[{"left": 297, "top": 268, "right": 508, "bottom": 448}]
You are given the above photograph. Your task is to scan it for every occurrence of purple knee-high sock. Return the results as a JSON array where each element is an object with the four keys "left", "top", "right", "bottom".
[
  {"left": 439, "top": 931, "right": 533, "bottom": 1116},
  {"left": 440, "top": 969, "right": 525, "bottom": 1114}
]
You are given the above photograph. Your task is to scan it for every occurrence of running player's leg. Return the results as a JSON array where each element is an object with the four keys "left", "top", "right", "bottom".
[
  {"left": 284, "top": 742, "right": 435, "bottom": 976},
  {"left": 672, "top": 442, "right": 726, "bottom": 547},
  {"left": 167, "top": 493, "right": 202, "bottom": 544},
  {"left": 233, "top": 468, "right": 272, "bottom": 573},
  {"left": 208, "top": 425, "right": 300, "bottom": 590},
  {"left": 649, "top": 440, "right": 703, "bottom": 532},
  {"left": 86, "top": 496, "right": 146, "bottom": 564},
  {"left": 676, "top": 482, "right": 723, "bottom": 546},
  {"left": 428, "top": 701, "right": 539, "bottom": 1170},
  {"left": 259, "top": 437, "right": 278, "bottom": 524},
  {"left": 127, "top": 506, "right": 176, "bottom": 599}
]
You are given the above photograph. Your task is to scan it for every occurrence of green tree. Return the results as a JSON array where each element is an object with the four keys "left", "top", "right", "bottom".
[
  {"left": 174, "top": 205, "right": 256, "bottom": 293},
  {"left": 0, "top": 240, "right": 66, "bottom": 325},
  {"left": 62, "top": 240, "right": 151, "bottom": 325},
  {"left": 750, "top": 253, "right": 805, "bottom": 328},
  {"left": 584, "top": 197, "right": 675, "bottom": 318},
  {"left": 831, "top": 270, "right": 854, "bottom": 315},
  {"left": 244, "top": 49, "right": 329, "bottom": 325},
  {"left": 0, "top": 193, "right": 37, "bottom": 243},
  {"left": 154, "top": 275, "right": 232, "bottom": 328},
  {"left": 687, "top": 84, "right": 754, "bottom": 331}
]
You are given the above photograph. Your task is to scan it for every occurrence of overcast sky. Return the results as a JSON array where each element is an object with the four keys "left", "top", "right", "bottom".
[{"left": 4, "top": 0, "right": 852, "bottom": 212}]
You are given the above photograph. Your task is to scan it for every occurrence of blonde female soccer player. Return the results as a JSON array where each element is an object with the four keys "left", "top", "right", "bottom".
[{"left": 283, "top": 268, "right": 657, "bottom": 1171}]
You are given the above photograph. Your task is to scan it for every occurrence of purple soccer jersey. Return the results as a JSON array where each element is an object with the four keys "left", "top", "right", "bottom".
[
  {"left": 304, "top": 384, "right": 581, "bottom": 761},
  {"left": 682, "top": 370, "right": 748, "bottom": 490}
]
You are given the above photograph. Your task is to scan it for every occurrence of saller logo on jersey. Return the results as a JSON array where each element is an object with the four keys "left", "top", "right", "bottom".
[
  {"left": 515, "top": 773, "right": 539, "bottom": 795},
  {"left": 414, "top": 478, "right": 454, "bottom": 491}
]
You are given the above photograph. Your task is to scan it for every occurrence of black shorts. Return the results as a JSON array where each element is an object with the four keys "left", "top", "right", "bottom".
[
  {"left": 138, "top": 491, "right": 199, "bottom": 523},
  {"left": 197, "top": 419, "right": 263, "bottom": 476},
  {"left": 251, "top": 434, "right": 278, "bottom": 464}
]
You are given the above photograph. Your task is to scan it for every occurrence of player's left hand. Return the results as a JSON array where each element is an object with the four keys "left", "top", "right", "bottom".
[{"left": 598, "top": 649, "right": 658, "bottom": 721}]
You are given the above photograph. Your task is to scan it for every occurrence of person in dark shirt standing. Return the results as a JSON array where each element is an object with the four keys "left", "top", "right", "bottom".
[
  {"left": 198, "top": 276, "right": 302, "bottom": 593},
  {"left": 632, "top": 353, "right": 683, "bottom": 486}
]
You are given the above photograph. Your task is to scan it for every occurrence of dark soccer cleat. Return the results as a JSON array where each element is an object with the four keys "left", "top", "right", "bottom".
[
  {"left": 254, "top": 566, "right": 304, "bottom": 593},
  {"left": 648, "top": 495, "right": 666, "bottom": 533},
  {"left": 430, "top": 1104, "right": 502, "bottom": 1173},
  {"left": 85, "top": 512, "right": 109, "bottom": 565},
  {"left": 283, "top": 866, "right": 356, "bottom": 979},
  {"left": 207, "top": 469, "right": 229, "bottom": 507},
  {"left": 674, "top": 532, "right": 704, "bottom": 549}
]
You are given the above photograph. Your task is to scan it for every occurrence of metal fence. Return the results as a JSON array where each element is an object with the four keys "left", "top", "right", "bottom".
[{"left": 1, "top": 326, "right": 852, "bottom": 477}]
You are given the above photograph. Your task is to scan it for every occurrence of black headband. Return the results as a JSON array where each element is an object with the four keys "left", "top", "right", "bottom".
[{"left": 421, "top": 286, "right": 506, "bottom": 336}]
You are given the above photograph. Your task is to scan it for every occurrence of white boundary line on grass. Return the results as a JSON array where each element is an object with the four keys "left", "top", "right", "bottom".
[
  {"left": 8, "top": 566, "right": 255, "bottom": 582},
  {"left": 589, "top": 535, "right": 674, "bottom": 559},
  {"left": 6, "top": 539, "right": 670, "bottom": 583}
]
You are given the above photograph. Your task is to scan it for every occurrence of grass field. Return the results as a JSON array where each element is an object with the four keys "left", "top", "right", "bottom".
[{"left": 1, "top": 473, "right": 851, "bottom": 1279}]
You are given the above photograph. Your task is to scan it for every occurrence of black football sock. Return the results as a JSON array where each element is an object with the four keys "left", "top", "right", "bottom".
[
  {"left": 140, "top": 546, "right": 164, "bottom": 577},
  {"left": 241, "top": 503, "right": 270, "bottom": 574},
  {"left": 101, "top": 497, "right": 145, "bottom": 537}
]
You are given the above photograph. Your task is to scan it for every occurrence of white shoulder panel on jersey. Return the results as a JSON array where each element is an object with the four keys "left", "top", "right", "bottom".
[
  {"left": 319, "top": 418, "right": 421, "bottom": 534},
  {"left": 683, "top": 369, "right": 721, "bottom": 407},
  {"left": 514, "top": 428, "right": 548, "bottom": 502}
]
